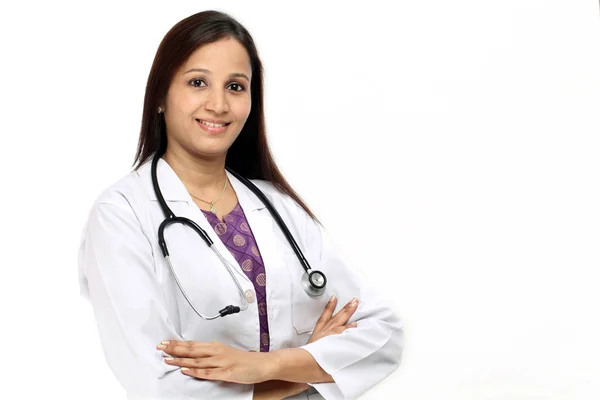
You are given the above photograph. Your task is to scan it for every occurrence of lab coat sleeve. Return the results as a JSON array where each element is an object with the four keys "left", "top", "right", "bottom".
[
  {"left": 298, "top": 214, "right": 404, "bottom": 400},
  {"left": 78, "top": 201, "right": 253, "bottom": 400}
]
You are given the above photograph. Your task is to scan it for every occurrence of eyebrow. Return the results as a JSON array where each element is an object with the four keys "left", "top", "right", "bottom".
[{"left": 184, "top": 68, "right": 250, "bottom": 81}]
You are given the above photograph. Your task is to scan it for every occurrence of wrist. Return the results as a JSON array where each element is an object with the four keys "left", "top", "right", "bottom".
[
  {"left": 263, "top": 350, "right": 283, "bottom": 381},
  {"left": 270, "top": 348, "right": 333, "bottom": 384}
]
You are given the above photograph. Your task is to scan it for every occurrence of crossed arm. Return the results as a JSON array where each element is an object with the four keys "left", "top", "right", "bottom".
[
  {"left": 82, "top": 202, "right": 402, "bottom": 399},
  {"left": 157, "top": 296, "right": 359, "bottom": 399}
]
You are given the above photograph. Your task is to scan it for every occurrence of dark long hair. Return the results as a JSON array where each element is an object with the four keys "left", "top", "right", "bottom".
[{"left": 132, "top": 10, "right": 320, "bottom": 224}]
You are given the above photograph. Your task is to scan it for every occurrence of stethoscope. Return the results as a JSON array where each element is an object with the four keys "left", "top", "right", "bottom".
[{"left": 151, "top": 154, "right": 327, "bottom": 320}]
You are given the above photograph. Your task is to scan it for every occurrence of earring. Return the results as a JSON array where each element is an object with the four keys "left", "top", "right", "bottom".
[{"left": 157, "top": 106, "right": 163, "bottom": 113}]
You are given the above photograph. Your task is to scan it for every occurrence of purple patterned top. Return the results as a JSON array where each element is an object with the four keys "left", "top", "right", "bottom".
[{"left": 201, "top": 202, "right": 270, "bottom": 352}]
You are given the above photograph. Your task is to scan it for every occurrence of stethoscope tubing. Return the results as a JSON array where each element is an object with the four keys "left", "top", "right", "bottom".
[
  {"left": 224, "top": 166, "right": 313, "bottom": 275},
  {"left": 151, "top": 154, "right": 327, "bottom": 319}
]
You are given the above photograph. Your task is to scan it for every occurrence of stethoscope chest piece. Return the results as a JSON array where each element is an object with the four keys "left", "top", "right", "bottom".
[{"left": 301, "top": 270, "right": 327, "bottom": 297}]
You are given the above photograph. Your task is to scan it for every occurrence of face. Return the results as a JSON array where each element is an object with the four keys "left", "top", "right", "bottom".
[{"left": 162, "top": 37, "right": 252, "bottom": 161}]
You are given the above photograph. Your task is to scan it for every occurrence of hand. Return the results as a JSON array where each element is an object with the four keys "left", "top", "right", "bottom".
[
  {"left": 156, "top": 340, "right": 273, "bottom": 384},
  {"left": 253, "top": 380, "right": 310, "bottom": 400},
  {"left": 307, "top": 296, "right": 359, "bottom": 344}
]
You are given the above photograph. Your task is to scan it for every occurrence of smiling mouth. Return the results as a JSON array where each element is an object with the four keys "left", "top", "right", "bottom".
[{"left": 195, "top": 119, "right": 231, "bottom": 128}]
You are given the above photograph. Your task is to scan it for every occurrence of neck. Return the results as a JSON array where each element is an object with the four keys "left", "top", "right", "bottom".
[{"left": 162, "top": 148, "right": 227, "bottom": 195}]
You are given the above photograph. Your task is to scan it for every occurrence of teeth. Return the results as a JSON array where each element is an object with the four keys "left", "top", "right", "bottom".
[{"left": 198, "top": 120, "right": 227, "bottom": 128}]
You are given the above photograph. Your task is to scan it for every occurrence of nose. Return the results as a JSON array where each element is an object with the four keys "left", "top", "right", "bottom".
[{"left": 204, "top": 87, "right": 229, "bottom": 114}]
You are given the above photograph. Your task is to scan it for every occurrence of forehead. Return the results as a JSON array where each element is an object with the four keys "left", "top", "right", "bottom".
[{"left": 180, "top": 37, "right": 251, "bottom": 77}]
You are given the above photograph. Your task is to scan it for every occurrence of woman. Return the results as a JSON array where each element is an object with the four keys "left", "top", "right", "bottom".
[{"left": 78, "top": 10, "right": 403, "bottom": 400}]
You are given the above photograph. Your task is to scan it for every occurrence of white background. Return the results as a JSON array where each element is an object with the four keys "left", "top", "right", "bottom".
[{"left": 1, "top": 1, "right": 599, "bottom": 399}]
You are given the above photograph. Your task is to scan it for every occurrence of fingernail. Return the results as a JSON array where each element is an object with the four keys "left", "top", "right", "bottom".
[
  {"left": 156, "top": 345, "right": 166, "bottom": 350},
  {"left": 329, "top": 295, "right": 336, "bottom": 304},
  {"left": 165, "top": 357, "right": 174, "bottom": 361},
  {"left": 181, "top": 367, "right": 190, "bottom": 372},
  {"left": 351, "top": 298, "right": 358, "bottom": 306},
  {"left": 161, "top": 341, "right": 170, "bottom": 345}
]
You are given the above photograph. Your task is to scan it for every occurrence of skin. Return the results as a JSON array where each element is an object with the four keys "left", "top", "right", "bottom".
[
  {"left": 157, "top": 296, "right": 359, "bottom": 399},
  {"left": 160, "top": 36, "right": 251, "bottom": 222},
  {"left": 156, "top": 37, "right": 360, "bottom": 398}
]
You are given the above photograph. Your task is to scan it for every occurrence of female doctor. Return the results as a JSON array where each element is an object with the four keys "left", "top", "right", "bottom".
[{"left": 78, "top": 10, "right": 403, "bottom": 400}]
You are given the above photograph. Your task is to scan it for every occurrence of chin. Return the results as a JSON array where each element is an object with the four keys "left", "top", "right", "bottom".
[{"left": 190, "top": 146, "right": 229, "bottom": 159}]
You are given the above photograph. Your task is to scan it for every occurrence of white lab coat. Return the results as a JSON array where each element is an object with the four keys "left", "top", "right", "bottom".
[{"left": 78, "top": 158, "right": 403, "bottom": 400}]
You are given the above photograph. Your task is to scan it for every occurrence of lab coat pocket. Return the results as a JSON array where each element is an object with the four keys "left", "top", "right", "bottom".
[{"left": 288, "top": 258, "right": 332, "bottom": 335}]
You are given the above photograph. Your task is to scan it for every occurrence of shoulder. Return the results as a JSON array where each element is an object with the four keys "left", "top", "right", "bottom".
[
  {"left": 247, "top": 178, "right": 318, "bottom": 228},
  {"left": 247, "top": 178, "right": 327, "bottom": 258},
  {"left": 247, "top": 178, "right": 279, "bottom": 198},
  {"left": 87, "top": 161, "right": 151, "bottom": 217},
  {"left": 94, "top": 173, "right": 138, "bottom": 206},
  {"left": 248, "top": 179, "right": 300, "bottom": 212},
  {"left": 79, "top": 163, "right": 155, "bottom": 250},
  {"left": 91, "top": 173, "right": 140, "bottom": 210}
]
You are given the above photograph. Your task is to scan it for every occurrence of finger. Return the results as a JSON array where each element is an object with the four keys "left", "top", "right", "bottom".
[
  {"left": 314, "top": 296, "right": 337, "bottom": 332},
  {"left": 168, "top": 343, "right": 217, "bottom": 358},
  {"left": 157, "top": 340, "right": 217, "bottom": 358},
  {"left": 164, "top": 356, "right": 217, "bottom": 369},
  {"left": 156, "top": 339, "right": 198, "bottom": 350},
  {"left": 327, "top": 297, "right": 359, "bottom": 327},
  {"left": 333, "top": 322, "right": 358, "bottom": 334},
  {"left": 343, "top": 322, "right": 359, "bottom": 330},
  {"left": 181, "top": 366, "right": 224, "bottom": 381}
]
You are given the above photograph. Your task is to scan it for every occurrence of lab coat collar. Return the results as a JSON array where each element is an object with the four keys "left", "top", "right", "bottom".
[{"left": 136, "top": 157, "right": 266, "bottom": 212}]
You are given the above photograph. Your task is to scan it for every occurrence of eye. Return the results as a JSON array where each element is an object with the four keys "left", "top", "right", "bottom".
[
  {"left": 227, "top": 82, "right": 245, "bottom": 92},
  {"left": 189, "top": 78, "right": 207, "bottom": 88}
]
